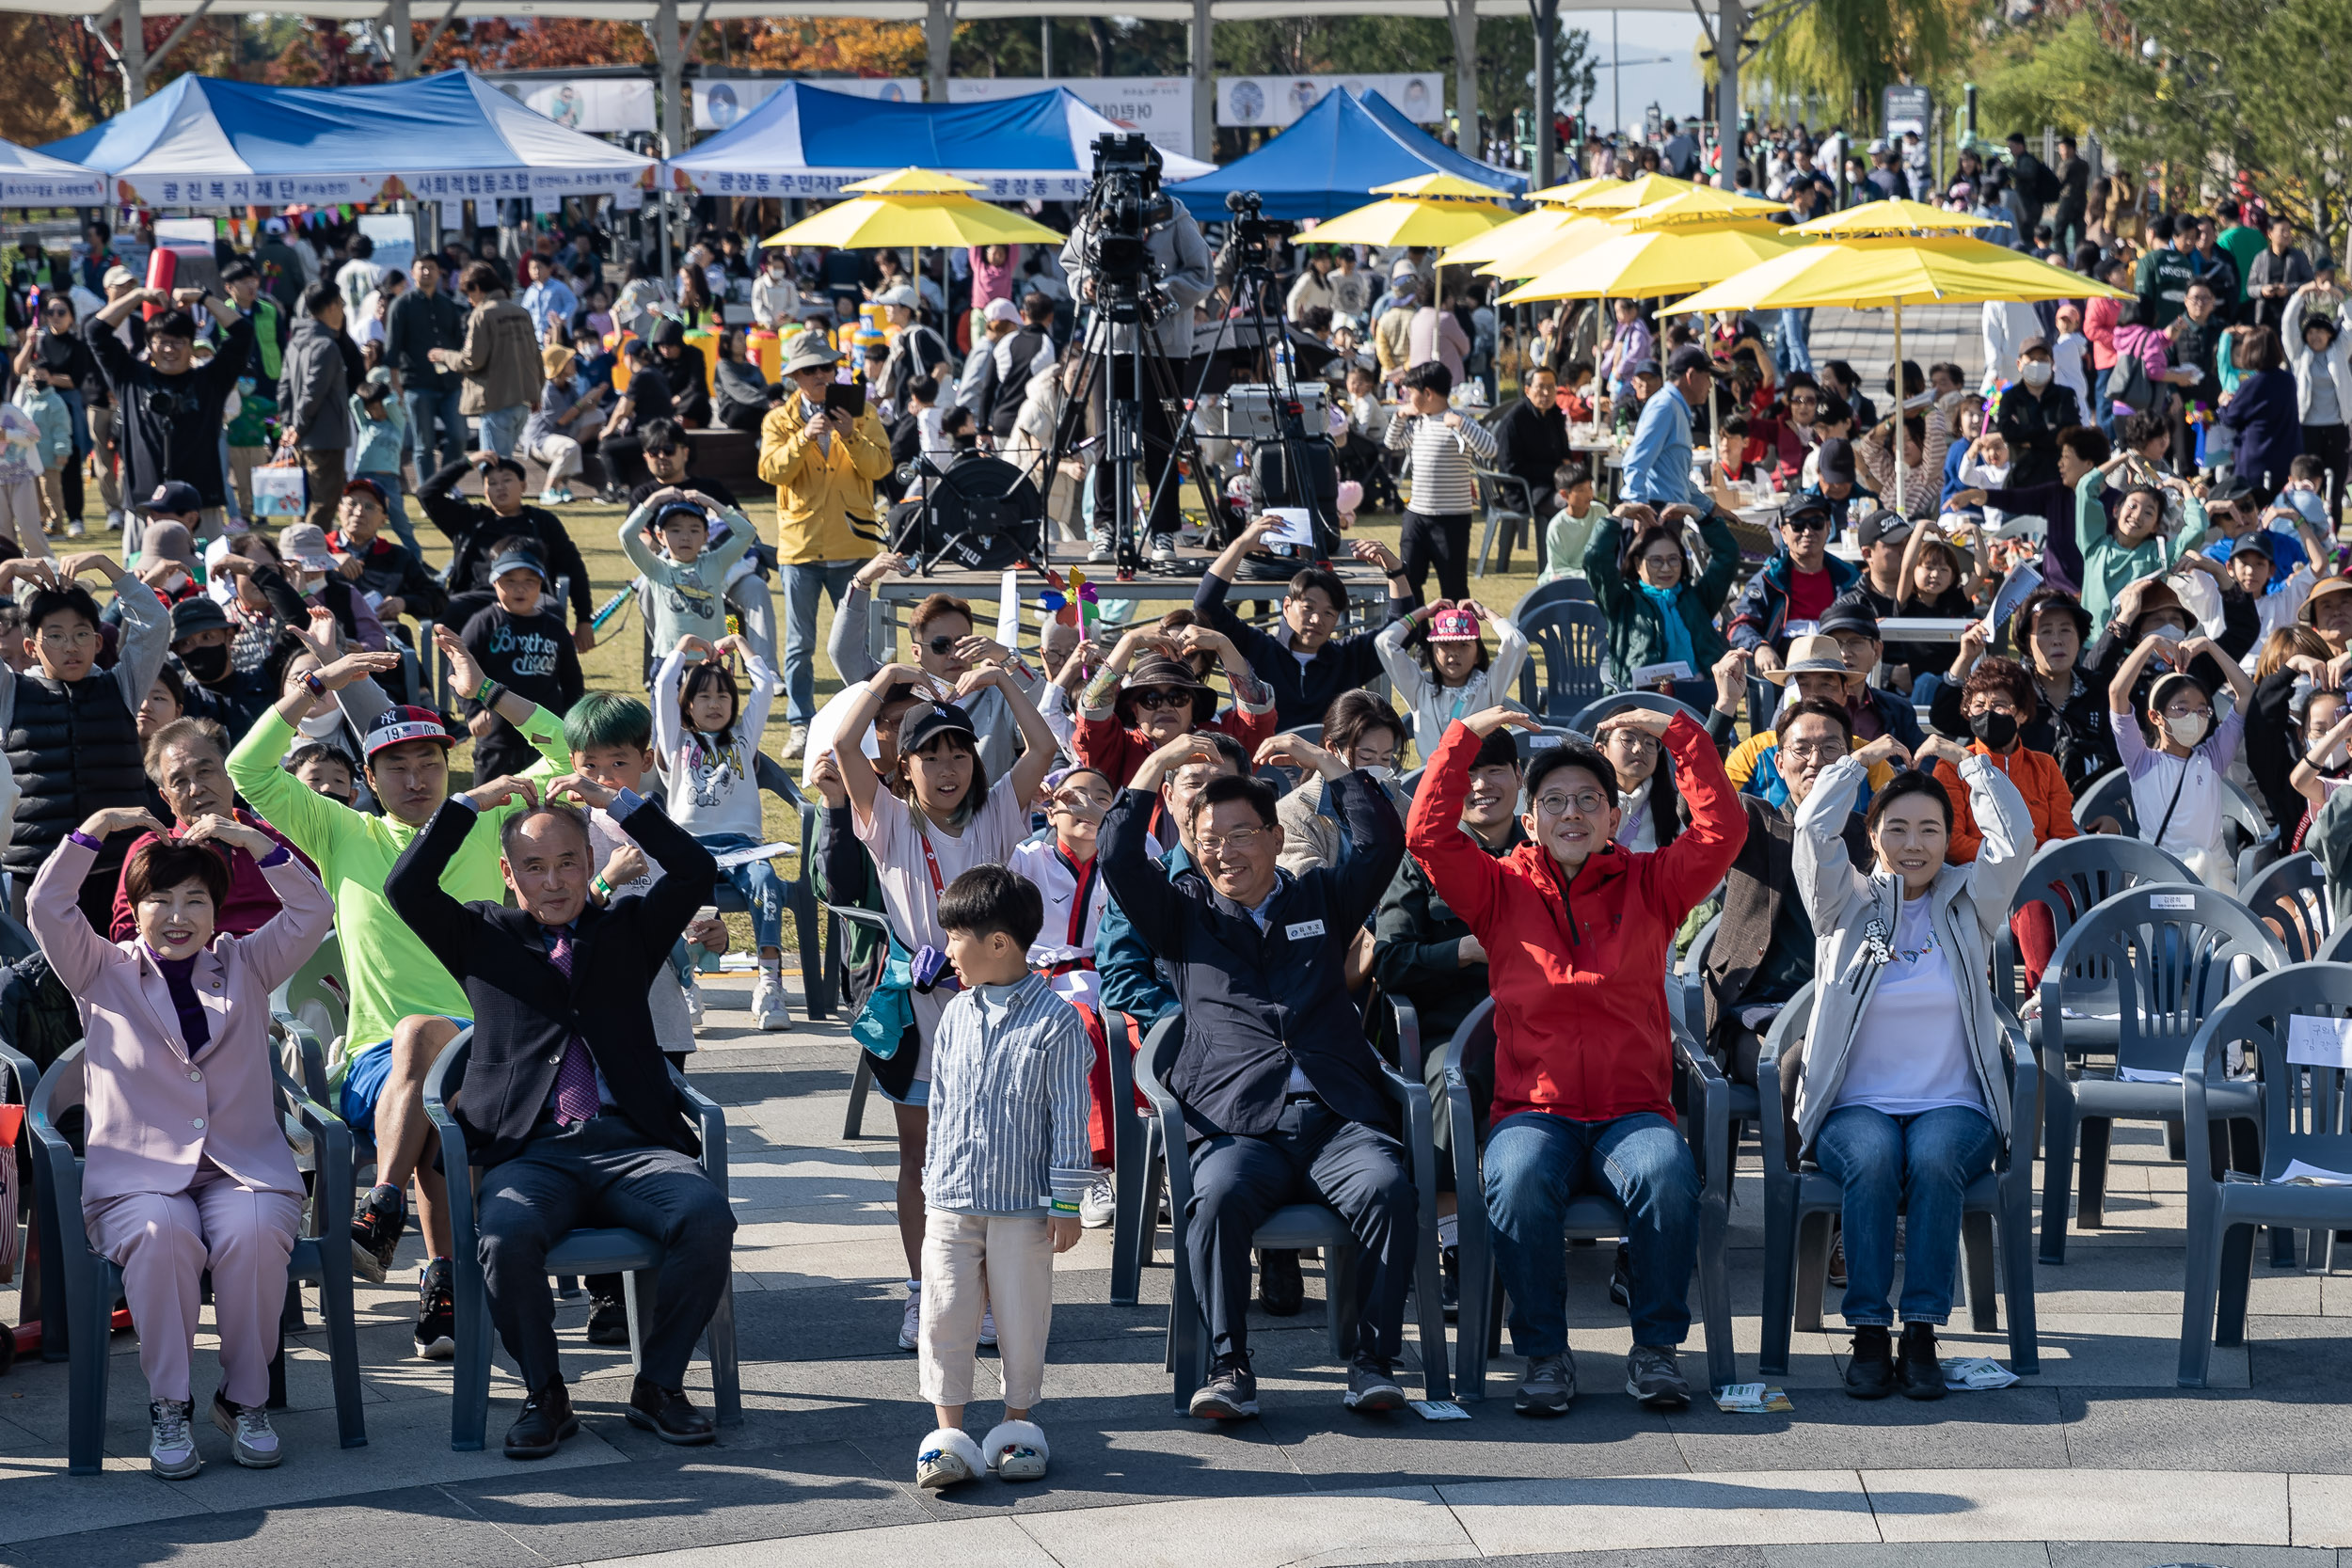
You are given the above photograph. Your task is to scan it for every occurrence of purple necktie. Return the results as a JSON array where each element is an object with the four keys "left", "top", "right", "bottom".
[{"left": 547, "top": 930, "right": 599, "bottom": 1125}]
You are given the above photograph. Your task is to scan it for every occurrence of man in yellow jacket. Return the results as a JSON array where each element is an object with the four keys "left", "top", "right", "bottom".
[{"left": 759, "top": 328, "right": 893, "bottom": 760}]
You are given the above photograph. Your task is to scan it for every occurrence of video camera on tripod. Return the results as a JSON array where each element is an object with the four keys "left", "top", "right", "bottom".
[{"left": 1078, "top": 133, "right": 1175, "bottom": 325}]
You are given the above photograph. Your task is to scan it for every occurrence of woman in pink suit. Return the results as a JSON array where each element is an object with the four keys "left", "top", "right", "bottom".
[{"left": 30, "top": 806, "right": 333, "bottom": 1480}]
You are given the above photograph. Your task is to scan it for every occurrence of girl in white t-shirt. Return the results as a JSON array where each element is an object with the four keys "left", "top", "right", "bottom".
[{"left": 833, "top": 659, "right": 1059, "bottom": 1350}]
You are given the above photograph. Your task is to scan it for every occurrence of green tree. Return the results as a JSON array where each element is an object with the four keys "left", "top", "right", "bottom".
[{"left": 1748, "top": 0, "right": 1973, "bottom": 123}]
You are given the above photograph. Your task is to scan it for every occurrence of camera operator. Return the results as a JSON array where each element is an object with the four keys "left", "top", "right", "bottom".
[
  {"left": 87, "top": 285, "right": 253, "bottom": 546},
  {"left": 1059, "top": 138, "right": 1214, "bottom": 567}
]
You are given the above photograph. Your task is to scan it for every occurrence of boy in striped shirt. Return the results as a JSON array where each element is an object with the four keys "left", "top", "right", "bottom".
[
  {"left": 1384, "top": 359, "right": 1498, "bottom": 603},
  {"left": 915, "top": 864, "right": 1093, "bottom": 1491}
]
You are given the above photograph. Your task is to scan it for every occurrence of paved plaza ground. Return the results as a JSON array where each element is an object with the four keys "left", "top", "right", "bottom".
[{"left": 13, "top": 306, "right": 2324, "bottom": 1567}]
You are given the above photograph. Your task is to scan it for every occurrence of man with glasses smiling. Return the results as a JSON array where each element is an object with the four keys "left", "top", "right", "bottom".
[
  {"left": 1104, "top": 728, "right": 1416, "bottom": 1419},
  {"left": 1406, "top": 701, "right": 1744, "bottom": 1418},
  {"left": 1194, "top": 513, "right": 1416, "bottom": 732}
]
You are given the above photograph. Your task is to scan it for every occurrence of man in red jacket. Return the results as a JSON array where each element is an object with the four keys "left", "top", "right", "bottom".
[{"left": 1407, "top": 705, "right": 1744, "bottom": 1418}]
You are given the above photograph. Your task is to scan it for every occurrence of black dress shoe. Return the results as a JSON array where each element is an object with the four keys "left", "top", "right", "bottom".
[
  {"left": 1898, "top": 1322, "right": 1946, "bottom": 1402},
  {"left": 1844, "top": 1325, "right": 1895, "bottom": 1400},
  {"left": 627, "top": 1377, "right": 716, "bottom": 1444},
  {"left": 586, "top": 1293, "right": 631, "bottom": 1346},
  {"left": 504, "top": 1379, "right": 579, "bottom": 1459},
  {"left": 1258, "top": 1249, "right": 1304, "bottom": 1316}
]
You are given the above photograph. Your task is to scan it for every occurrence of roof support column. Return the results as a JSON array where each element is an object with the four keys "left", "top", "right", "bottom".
[
  {"left": 1529, "top": 0, "right": 1556, "bottom": 189},
  {"left": 388, "top": 0, "right": 412, "bottom": 78},
  {"left": 655, "top": 0, "right": 679, "bottom": 278},
  {"left": 926, "top": 0, "right": 949, "bottom": 102},
  {"left": 1715, "top": 0, "right": 1742, "bottom": 182},
  {"left": 1449, "top": 0, "right": 1476, "bottom": 154},
  {"left": 119, "top": 0, "right": 144, "bottom": 107},
  {"left": 1190, "top": 0, "right": 1212, "bottom": 167}
]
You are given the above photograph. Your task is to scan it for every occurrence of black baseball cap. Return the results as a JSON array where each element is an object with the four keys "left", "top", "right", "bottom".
[
  {"left": 898, "top": 702, "right": 979, "bottom": 757},
  {"left": 168, "top": 596, "right": 230, "bottom": 642},
  {"left": 1782, "top": 495, "right": 1834, "bottom": 531},
  {"left": 1819, "top": 594, "right": 1883, "bottom": 641},
  {"left": 1854, "top": 508, "right": 1914, "bottom": 549},
  {"left": 1665, "top": 343, "right": 1718, "bottom": 379},
  {"left": 139, "top": 480, "right": 203, "bottom": 516},
  {"left": 1816, "top": 436, "right": 1858, "bottom": 486}
]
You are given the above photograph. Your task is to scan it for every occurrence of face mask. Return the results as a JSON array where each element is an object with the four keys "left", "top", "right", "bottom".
[
  {"left": 2166, "top": 712, "right": 2209, "bottom": 747},
  {"left": 2147, "top": 622, "right": 2186, "bottom": 643},
  {"left": 297, "top": 707, "right": 343, "bottom": 738},
  {"left": 1966, "top": 709, "right": 2018, "bottom": 752},
  {"left": 159, "top": 569, "right": 190, "bottom": 594},
  {"left": 177, "top": 642, "right": 230, "bottom": 683},
  {"left": 1359, "top": 765, "right": 1397, "bottom": 784},
  {"left": 2021, "top": 361, "right": 2054, "bottom": 388}
]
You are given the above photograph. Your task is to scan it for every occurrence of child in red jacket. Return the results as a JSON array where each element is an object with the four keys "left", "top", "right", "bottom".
[{"left": 1406, "top": 705, "right": 1746, "bottom": 1418}]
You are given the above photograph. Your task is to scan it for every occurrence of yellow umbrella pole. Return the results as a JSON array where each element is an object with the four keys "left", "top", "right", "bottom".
[{"left": 1893, "top": 302, "right": 1905, "bottom": 516}]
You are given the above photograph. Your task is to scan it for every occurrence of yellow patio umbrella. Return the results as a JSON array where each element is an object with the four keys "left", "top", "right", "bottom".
[
  {"left": 1524, "top": 174, "right": 1624, "bottom": 206},
  {"left": 1615, "top": 185, "right": 1790, "bottom": 228},
  {"left": 1565, "top": 171, "right": 1697, "bottom": 212},
  {"left": 1671, "top": 229, "right": 2130, "bottom": 512},
  {"left": 1788, "top": 199, "right": 1992, "bottom": 239},
  {"left": 1308, "top": 171, "right": 1518, "bottom": 248},
  {"left": 1441, "top": 203, "right": 1578, "bottom": 269},
  {"left": 1475, "top": 211, "right": 1621, "bottom": 279},
  {"left": 762, "top": 166, "right": 1065, "bottom": 249},
  {"left": 1500, "top": 219, "right": 1802, "bottom": 304}
]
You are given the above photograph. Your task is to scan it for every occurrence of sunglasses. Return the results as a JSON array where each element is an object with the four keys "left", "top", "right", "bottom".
[
  {"left": 1130, "top": 689, "right": 1194, "bottom": 712},
  {"left": 924, "top": 635, "right": 965, "bottom": 656},
  {"left": 1784, "top": 517, "right": 1830, "bottom": 535},
  {"left": 644, "top": 445, "right": 680, "bottom": 459}
]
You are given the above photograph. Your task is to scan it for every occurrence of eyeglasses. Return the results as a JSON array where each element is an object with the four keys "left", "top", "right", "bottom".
[
  {"left": 1781, "top": 741, "right": 1848, "bottom": 763},
  {"left": 1131, "top": 689, "right": 1193, "bottom": 711},
  {"left": 39, "top": 626, "right": 97, "bottom": 647},
  {"left": 1534, "top": 789, "right": 1610, "bottom": 817},
  {"left": 1198, "top": 826, "right": 1269, "bottom": 855}
]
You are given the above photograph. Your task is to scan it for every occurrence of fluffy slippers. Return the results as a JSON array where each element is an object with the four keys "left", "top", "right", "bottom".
[
  {"left": 982, "top": 1418, "right": 1049, "bottom": 1481},
  {"left": 914, "top": 1427, "right": 985, "bottom": 1490}
]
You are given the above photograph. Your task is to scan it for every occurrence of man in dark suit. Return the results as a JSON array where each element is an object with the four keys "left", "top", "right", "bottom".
[
  {"left": 1102, "top": 730, "right": 1414, "bottom": 1421},
  {"left": 1491, "top": 367, "right": 1570, "bottom": 572},
  {"left": 387, "top": 769, "right": 727, "bottom": 1459}
]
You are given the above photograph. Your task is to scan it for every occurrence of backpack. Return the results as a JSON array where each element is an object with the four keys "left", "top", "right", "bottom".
[{"left": 2106, "top": 351, "right": 2155, "bottom": 414}]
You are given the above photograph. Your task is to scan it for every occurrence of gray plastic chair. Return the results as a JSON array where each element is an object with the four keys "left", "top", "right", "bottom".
[
  {"left": 0, "top": 1035, "right": 44, "bottom": 1374},
  {"left": 28, "top": 1036, "right": 367, "bottom": 1474},
  {"left": 2035, "top": 883, "right": 2287, "bottom": 1265},
  {"left": 1132, "top": 1007, "right": 1452, "bottom": 1411},
  {"left": 1105, "top": 1011, "right": 1167, "bottom": 1307},
  {"left": 1756, "top": 983, "right": 2042, "bottom": 1377},
  {"left": 422, "top": 1028, "right": 742, "bottom": 1451},
  {"left": 1443, "top": 997, "right": 1737, "bottom": 1398},
  {"left": 1514, "top": 600, "right": 1611, "bottom": 723},
  {"left": 1565, "top": 690, "right": 1711, "bottom": 736},
  {"left": 270, "top": 932, "right": 349, "bottom": 1060},
  {"left": 2240, "top": 851, "right": 2332, "bottom": 964},
  {"left": 2070, "top": 768, "right": 2272, "bottom": 870},
  {"left": 710, "top": 754, "right": 834, "bottom": 1022},
  {"left": 2179, "top": 962, "right": 2352, "bottom": 1386},
  {"left": 1677, "top": 911, "right": 1723, "bottom": 1063},
  {"left": 1471, "top": 468, "right": 1535, "bottom": 578},
  {"left": 2003, "top": 834, "right": 2196, "bottom": 1036},
  {"left": 1510, "top": 578, "right": 1594, "bottom": 623}
]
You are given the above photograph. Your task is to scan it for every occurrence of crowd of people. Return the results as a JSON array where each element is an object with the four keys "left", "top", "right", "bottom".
[{"left": 3, "top": 149, "right": 2348, "bottom": 1505}]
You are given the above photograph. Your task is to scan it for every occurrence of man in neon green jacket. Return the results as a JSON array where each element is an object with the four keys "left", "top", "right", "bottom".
[{"left": 228, "top": 624, "right": 567, "bottom": 1359}]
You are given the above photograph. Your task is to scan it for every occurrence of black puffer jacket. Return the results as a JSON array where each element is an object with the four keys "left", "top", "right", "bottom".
[{"left": 5, "top": 674, "right": 147, "bottom": 876}]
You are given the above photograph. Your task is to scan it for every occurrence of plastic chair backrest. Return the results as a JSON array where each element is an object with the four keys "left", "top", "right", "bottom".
[
  {"left": 2042, "top": 883, "right": 2288, "bottom": 1077},
  {"left": 1517, "top": 601, "right": 1610, "bottom": 722},
  {"left": 2072, "top": 768, "right": 2135, "bottom": 834},
  {"left": 2241, "top": 851, "right": 2332, "bottom": 964},
  {"left": 1512, "top": 578, "right": 1594, "bottom": 624},
  {"left": 2191, "top": 962, "right": 2352, "bottom": 1176},
  {"left": 1440, "top": 995, "right": 1499, "bottom": 1088},
  {"left": 1566, "top": 690, "right": 1709, "bottom": 736},
  {"left": 2004, "top": 834, "right": 2196, "bottom": 1006}
]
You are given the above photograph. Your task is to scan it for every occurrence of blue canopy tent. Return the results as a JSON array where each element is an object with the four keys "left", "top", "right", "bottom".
[
  {"left": 667, "top": 82, "right": 1211, "bottom": 202},
  {"left": 1168, "top": 88, "right": 1523, "bottom": 221},
  {"left": 44, "top": 70, "right": 654, "bottom": 210}
]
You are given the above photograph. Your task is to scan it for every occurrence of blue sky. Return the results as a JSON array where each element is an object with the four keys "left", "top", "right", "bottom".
[{"left": 1561, "top": 8, "right": 1710, "bottom": 138}]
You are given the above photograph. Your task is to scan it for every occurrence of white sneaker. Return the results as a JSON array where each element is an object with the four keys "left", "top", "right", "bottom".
[
  {"left": 537, "top": 486, "right": 567, "bottom": 507},
  {"left": 898, "top": 1289, "right": 922, "bottom": 1351},
  {"left": 979, "top": 1308, "right": 997, "bottom": 1348},
  {"left": 212, "top": 1391, "right": 281, "bottom": 1468},
  {"left": 1080, "top": 1171, "right": 1117, "bottom": 1228},
  {"left": 684, "top": 978, "right": 705, "bottom": 1023},
  {"left": 1150, "top": 535, "right": 1176, "bottom": 566},
  {"left": 65, "top": 519, "right": 84, "bottom": 538},
  {"left": 781, "top": 723, "right": 809, "bottom": 762},
  {"left": 1087, "top": 538, "right": 1113, "bottom": 563},
  {"left": 105, "top": 509, "right": 123, "bottom": 531},
  {"left": 751, "top": 973, "right": 790, "bottom": 1031},
  {"left": 149, "top": 1399, "right": 200, "bottom": 1479}
]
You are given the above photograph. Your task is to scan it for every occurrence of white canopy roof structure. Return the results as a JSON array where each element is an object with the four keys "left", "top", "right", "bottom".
[{"left": 0, "top": 138, "right": 106, "bottom": 207}]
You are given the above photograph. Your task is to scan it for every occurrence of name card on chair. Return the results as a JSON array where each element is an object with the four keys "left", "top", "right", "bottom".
[
  {"left": 2287, "top": 1015, "right": 2352, "bottom": 1069},
  {"left": 2148, "top": 893, "right": 2197, "bottom": 911}
]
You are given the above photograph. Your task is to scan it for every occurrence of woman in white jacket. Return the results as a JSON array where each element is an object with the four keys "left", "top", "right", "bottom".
[
  {"left": 1374, "top": 598, "right": 1530, "bottom": 760},
  {"left": 1790, "top": 735, "right": 2034, "bottom": 1402}
]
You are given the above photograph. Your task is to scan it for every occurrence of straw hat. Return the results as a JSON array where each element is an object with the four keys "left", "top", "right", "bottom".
[
  {"left": 1762, "top": 633, "right": 1851, "bottom": 686},
  {"left": 541, "top": 343, "right": 577, "bottom": 380}
]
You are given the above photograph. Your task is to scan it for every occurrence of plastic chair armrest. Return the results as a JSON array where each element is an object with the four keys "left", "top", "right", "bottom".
[
  {"left": 1390, "top": 994, "right": 1424, "bottom": 1084},
  {"left": 421, "top": 1032, "right": 478, "bottom": 1246},
  {"left": 1132, "top": 1019, "right": 1193, "bottom": 1223},
  {"left": 1379, "top": 1061, "right": 1440, "bottom": 1215},
  {"left": 275, "top": 1064, "right": 354, "bottom": 1243},
  {"left": 1756, "top": 1034, "right": 1788, "bottom": 1174},
  {"left": 1675, "top": 1022, "right": 1731, "bottom": 1209},
  {"left": 1440, "top": 1042, "right": 1484, "bottom": 1214},
  {"left": 675, "top": 1072, "right": 730, "bottom": 1193}
]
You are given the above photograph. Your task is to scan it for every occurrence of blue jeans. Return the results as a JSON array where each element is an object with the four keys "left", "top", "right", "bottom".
[
  {"left": 1483, "top": 1110, "right": 1700, "bottom": 1354},
  {"left": 1814, "top": 1102, "right": 1997, "bottom": 1327},
  {"left": 1774, "top": 309, "right": 1816, "bottom": 376},
  {"left": 477, "top": 404, "right": 529, "bottom": 458},
  {"left": 782, "top": 560, "right": 860, "bottom": 724},
  {"left": 354, "top": 467, "right": 421, "bottom": 554},
  {"left": 405, "top": 385, "right": 468, "bottom": 473},
  {"left": 697, "top": 832, "right": 784, "bottom": 951}
]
